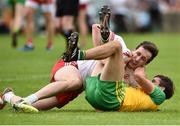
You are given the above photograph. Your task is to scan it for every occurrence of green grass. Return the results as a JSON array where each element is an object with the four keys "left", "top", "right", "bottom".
[{"left": 0, "top": 33, "right": 180, "bottom": 125}]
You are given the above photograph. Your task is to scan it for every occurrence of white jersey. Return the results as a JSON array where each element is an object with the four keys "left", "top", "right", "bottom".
[{"left": 77, "top": 60, "right": 97, "bottom": 83}]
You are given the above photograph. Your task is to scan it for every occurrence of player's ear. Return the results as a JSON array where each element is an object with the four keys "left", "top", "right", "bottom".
[{"left": 160, "top": 86, "right": 165, "bottom": 91}]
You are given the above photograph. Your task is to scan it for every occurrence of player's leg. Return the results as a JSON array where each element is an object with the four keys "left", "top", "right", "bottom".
[
  {"left": 42, "top": 4, "right": 54, "bottom": 50},
  {"left": 20, "top": 34, "right": 83, "bottom": 107},
  {"left": 32, "top": 96, "right": 59, "bottom": 110},
  {"left": 1, "top": 87, "right": 56, "bottom": 111},
  {"left": 13, "top": 33, "right": 82, "bottom": 108},
  {"left": 78, "top": 4, "right": 88, "bottom": 48},
  {"left": 21, "top": 0, "right": 37, "bottom": 51},
  {"left": 63, "top": 32, "right": 122, "bottom": 62},
  {"left": 1, "top": 88, "right": 19, "bottom": 106},
  {"left": 61, "top": 16, "right": 75, "bottom": 49},
  {"left": 1, "top": 87, "right": 77, "bottom": 111},
  {"left": 92, "top": 24, "right": 101, "bottom": 47},
  {"left": 32, "top": 66, "right": 82, "bottom": 101},
  {"left": 25, "top": 7, "right": 35, "bottom": 48},
  {"left": 92, "top": 23, "right": 116, "bottom": 47},
  {"left": 56, "top": 0, "right": 79, "bottom": 49},
  {"left": 31, "top": 87, "right": 83, "bottom": 110},
  {"left": 84, "top": 39, "right": 125, "bottom": 111},
  {"left": 2, "top": 88, "right": 38, "bottom": 113},
  {"left": 99, "top": 5, "right": 111, "bottom": 43},
  {"left": 100, "top": 41, "right": 124, "bottom": 81},
  {"left": 92, "top": 5, "right": 111, "bottom": 47},
  {"left": 81, "top": 39, "right": 124, "bottom": 80},
  {"left": 11, "top": 2, "right": 25, "bottom": 48},
  {"left": 10, "top": 63, "right": 82, "bottom": 107}
]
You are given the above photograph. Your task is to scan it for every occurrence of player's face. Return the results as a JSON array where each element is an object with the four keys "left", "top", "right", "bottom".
[{"left": 127, "top": 47, "right": 152, "bottom": 69}]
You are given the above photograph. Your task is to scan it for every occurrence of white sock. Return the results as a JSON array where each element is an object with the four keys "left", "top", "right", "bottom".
[
  {"left": 4, "top": 92, "right": 15, "bottom": 104},
  {"left": 24, "top": 94, "right": 38, "bottom": 104}
]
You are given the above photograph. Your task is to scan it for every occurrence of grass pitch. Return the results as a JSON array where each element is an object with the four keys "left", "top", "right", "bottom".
[{"left": 0, "top": 33, "right": 180, "bottom": 125}]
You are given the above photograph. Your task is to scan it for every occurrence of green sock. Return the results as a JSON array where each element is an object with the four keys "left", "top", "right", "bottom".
[{"left": 78, "top": 50, "right": 86, "bottom": 60}]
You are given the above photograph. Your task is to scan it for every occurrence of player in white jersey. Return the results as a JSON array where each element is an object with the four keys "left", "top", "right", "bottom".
[{"left": 0, "top": 6, "right": 158, "bottom": 112}]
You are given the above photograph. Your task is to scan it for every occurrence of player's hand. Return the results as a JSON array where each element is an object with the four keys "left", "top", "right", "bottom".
[
  {"left": 123, "top": 51, "right": 133, "bottom": 64},
  {"left": 134, "top": 66, "right": 146, "bottom": 78}
]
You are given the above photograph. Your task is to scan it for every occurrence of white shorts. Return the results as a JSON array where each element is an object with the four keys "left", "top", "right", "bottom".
[{"left": 25, "top": 0, "right": 53, "bottom": 14}]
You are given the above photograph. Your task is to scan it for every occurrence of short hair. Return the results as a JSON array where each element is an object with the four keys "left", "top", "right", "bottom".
[
  {"left": 136, "top": 41, "right": 159, "bottom": 64},
  {"left": 154, "top": 75, "right": 175, "bottom": 99}
]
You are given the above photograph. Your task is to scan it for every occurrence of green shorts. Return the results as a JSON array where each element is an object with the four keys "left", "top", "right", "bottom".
[
  {"left": 85, "top": 74, "right": 125, "bottom": 111},
  {"left": 8, "top": 0, "right": 25, "bottom": 6}
]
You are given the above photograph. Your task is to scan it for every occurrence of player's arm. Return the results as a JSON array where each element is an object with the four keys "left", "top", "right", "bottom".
[
  {"left": 134, "top": 67, "right": 154, "bottom": 94},
  {"left": 85, "top": 40, "right": 122, "bottom": 60},
  {"left": 134, "top": 67, "right": 166, "bottom": 105}
]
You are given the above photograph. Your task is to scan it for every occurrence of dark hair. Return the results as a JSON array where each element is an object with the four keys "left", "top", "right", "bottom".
[
  {"left": 136, "top": 41, "right": 159, "bottom": 64},
  {"left": 154, "top": 75, "right": 175, "bottom": 99}
]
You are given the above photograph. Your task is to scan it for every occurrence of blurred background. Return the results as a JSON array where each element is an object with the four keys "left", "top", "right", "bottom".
[{"left": 0, "top": 0, "right": 180, "bottom": 38}]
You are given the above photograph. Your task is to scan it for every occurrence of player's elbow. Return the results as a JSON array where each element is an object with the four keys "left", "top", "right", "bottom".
[{"left": 112, "top": 41, "right": 122, "bottom": 53}]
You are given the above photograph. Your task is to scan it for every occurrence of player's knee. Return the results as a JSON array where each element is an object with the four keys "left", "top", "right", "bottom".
[
  {"left": 68, "top": 77, "right": 82, "bottom": 89},
  {"left": 113, "top": 41, "right": 122, "bottom": 53}
]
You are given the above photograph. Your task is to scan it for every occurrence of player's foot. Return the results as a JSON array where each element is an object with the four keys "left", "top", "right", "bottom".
[
  {"left": 3, "top": 87, "right": 13, "bottom": 95},
  {"left": 63, "top": 32, "right": 79, "bottom": 62},
  {"left": 46, "top": 43, "right": 53, "bottom": 51},
  {"left": 99, "top": 5, "right": 111, "bottom": 43},
  {"left": 12, "top": 32, "right": 18, "bottom": 48},
  {"left": 13, "top": 99, "right": 39, "bottom": 113},
  {"left": 20, "top": 44, "right": 34, "bottom": 51},
  {"left": 0, "top": 87, "right": 14, "bottom": 109}
]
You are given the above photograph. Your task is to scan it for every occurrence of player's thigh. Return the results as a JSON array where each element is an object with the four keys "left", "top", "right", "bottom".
[
  {"left": 54, "top": 65, "right": 82, "bottom": 83},
  {"left": 62, "top": 16, "right": 74, "bottom": 27},
  {"left": 101, "top": 46, "right": 124, "bottom": 81},
  {"left": 43, "top": 12, "right": 53, "bottom": 23},
  {"left": 25, "top": 6, "right": 36, "bottom": 19}
]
